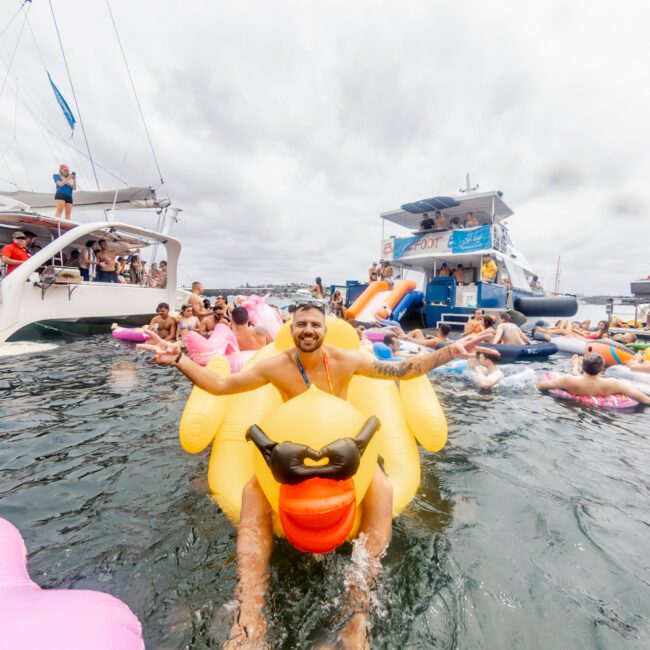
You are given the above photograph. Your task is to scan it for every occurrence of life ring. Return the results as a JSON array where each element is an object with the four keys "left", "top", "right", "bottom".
[
  {"left": 178, "top": 317, "right": 448, "bottom": 553},
  {"left": 463, "top": 366, "right": 535, "bottom": 393},
  {"left": 0, "top": 518, "right": 143, "bottom": 650},
  {"left": 541, "top": 371, "right": 638, "bottom": 409}
]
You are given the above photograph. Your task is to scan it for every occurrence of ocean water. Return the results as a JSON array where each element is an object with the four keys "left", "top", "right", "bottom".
[{"left": 1, "top": 325, "right": 649, "bottom": 649}]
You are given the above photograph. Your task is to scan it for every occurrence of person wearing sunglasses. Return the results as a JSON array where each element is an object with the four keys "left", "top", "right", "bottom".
[
  {"left": 2, "top": 231, "right": 31, "bottom": 275},
  {"left": 139, "top": 300, "right": 491, "bottom": 647}
]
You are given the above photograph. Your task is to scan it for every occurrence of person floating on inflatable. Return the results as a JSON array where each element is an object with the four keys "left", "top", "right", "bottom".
[{"left": 139, "top": 300, "right": 492, "bottom": 648}]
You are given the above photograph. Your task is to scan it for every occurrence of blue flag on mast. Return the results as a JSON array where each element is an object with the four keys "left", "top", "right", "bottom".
[{"left": 47, "top": 72, "right": 76, "bottom": 133}]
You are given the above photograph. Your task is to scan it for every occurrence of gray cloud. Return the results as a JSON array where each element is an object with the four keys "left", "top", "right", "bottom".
[{"left": 0, "top": 0, "right": 649, "bottom": 294}]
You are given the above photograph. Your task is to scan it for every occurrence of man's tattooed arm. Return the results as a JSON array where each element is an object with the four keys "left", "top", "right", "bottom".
[{"left": 357, "top": 345, "right": 455, "bottom": 380}]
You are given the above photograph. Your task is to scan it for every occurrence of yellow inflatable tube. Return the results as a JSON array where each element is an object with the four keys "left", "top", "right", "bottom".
[{"left": 178, "top": 317, "right": 448, "bottom": 544}]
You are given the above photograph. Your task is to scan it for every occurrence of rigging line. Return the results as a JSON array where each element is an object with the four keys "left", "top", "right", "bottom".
[
  {"left": 24, "top": 9, "right": 48, "bottom": 72},
  {"left": 0, "top": 1, "right": 29, "bottom": 102},
  {"left": 105, "top": 0, "right": 164, "bottom": 186},
  {"left": 13, "top": 78, "right": 33, "bottom": 189},
  {"left": 0, "top": 4, "right": 22, "bottom": 40},
  {"left": 47, "top": 0, "right": 100, "bottom": 190},
  {"left": 0, "top": 40, "right": 130, "bottom": 186}
]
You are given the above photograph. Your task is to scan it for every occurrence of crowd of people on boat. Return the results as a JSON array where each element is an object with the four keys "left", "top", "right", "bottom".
[
  {"left": 368, "top": 260, "right": 394, "bottom": 284},
  {"left": 418, "top": 210, "right": 480, "bottom": 232}
]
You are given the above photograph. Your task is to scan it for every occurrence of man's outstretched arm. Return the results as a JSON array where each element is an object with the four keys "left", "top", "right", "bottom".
[
  {"left": 353, "top": 332, "right": 493, "bottom": 380},
  {"left": 137, "top": 330, "right": 269, "bottom": 395}
]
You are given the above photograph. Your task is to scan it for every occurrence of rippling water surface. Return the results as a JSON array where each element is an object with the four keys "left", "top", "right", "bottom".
[{"left": 1, "top": 334, "right": 649, "bottom": 649}]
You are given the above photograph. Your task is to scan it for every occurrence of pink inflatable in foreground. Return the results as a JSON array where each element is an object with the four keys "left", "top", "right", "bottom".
[
  {"left": 185, "top": 295, "right": 283, "bottom": 370},
  {"left": 0, "top": 517, "right": 144, "bottom": 650}
]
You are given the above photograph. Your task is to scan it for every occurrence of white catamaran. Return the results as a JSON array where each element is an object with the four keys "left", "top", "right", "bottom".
[{"left": 0, "top": 190, "right": 181, "bottom": 342}]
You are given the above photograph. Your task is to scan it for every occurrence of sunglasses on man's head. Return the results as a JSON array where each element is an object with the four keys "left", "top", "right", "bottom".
[
  {"left": 14, "top": 236, "right": 26, "bottom": 240},
  {"left": 293, "top": 299, "right": 329, "bottom": 313}
]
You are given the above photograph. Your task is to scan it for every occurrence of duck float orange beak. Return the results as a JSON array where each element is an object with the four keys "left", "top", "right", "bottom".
[{"left": 246, "top": 416, "right": 379, "bottom": 553}]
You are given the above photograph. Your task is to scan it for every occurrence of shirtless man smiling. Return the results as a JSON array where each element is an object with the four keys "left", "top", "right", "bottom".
[{"left": 139, "top": 300, "right": 491, "bottom": 648}]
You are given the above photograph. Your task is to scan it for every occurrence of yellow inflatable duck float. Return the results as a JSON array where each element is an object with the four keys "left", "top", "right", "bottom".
[{"left": 179, "top": 316, "right": 447, "bottom": 553}]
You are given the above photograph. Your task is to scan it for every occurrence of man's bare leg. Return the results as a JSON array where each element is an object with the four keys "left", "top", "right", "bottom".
[
  {"left": 337, "top": 466, "right": 393, "bottom": 649},
  {"left": 224, "top": 477, "right": 273, "bottom": 649}
]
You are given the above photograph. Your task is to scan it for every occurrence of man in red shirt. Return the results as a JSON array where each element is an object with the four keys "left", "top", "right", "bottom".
[{"left": 2, "top": 231, "right": 31, "bottom": 275}]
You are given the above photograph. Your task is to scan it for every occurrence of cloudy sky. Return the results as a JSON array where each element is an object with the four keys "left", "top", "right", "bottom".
[{"left": 0, "top": 0, "right": 648, "bottom": 294}]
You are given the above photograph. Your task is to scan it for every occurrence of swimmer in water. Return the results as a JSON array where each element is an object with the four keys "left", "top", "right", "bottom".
[
  {"left": 147, "top": 302, "right": 177, "bottom": 341},
  {"left": 471, "top": 350, "right": 504, "bottom": 389},
  {"left": 537, "top": 353, "right": 650, "bottom": 404},
  {"left": 138, "top": 301, "right": 493, "bottom": 648},
  {"left": 230, "top": 306, "right": 271, "bottom": 351},
  {"left": 492, "top": 312, "right": 531, "bottom": 345},
  {"left": 176, "top": 304, "right": 199, "bottom": 347}
]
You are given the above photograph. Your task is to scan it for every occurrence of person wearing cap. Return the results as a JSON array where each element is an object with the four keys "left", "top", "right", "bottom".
[
  {"left": 2, "top": 232, "right": 31, "bottom": 275},
  {"left": 53, "top": 164, "right": 76, "bottom": 220}
]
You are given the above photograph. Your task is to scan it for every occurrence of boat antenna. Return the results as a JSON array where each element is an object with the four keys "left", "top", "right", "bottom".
[
  {"left": 48, "top": 0, "right": 101, "bottom": 189},
  {"left": 459, "top": 173, "right": 479, "bottom": 194},
  {"left": 105, "top": 0, "right": 165, "bottom": 187},
  {"left": 554, "top": 255, "right": 561, "bottom": 294}
]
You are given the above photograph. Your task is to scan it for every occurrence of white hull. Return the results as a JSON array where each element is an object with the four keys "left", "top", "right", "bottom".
[{"left": 0, "top": 218, "right": 180, "bottom": 343}]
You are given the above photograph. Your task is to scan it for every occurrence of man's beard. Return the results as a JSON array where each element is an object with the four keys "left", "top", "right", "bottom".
[{"left": 294, "top": 334, "right": 323, "bottom": 353}]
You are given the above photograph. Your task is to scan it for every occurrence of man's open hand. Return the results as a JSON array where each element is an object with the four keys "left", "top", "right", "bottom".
[{"left": 136, "top": 329, "right": 181, "bottom": 364}]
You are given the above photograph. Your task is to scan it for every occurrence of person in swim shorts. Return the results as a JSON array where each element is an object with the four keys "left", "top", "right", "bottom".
[
  {"left": 53, "top": 164, "right": 76, "bottom": 220},
  {"left": 138, "top": 300, "right": 492, "bottom": 648},
  {"left": 537, "top": 353, "right": 650, "bottom": 404}
]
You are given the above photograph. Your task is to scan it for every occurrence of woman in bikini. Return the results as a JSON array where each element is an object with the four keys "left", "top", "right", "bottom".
[{"left": 176, "top": 304, "right": 200, "bottom": 347}]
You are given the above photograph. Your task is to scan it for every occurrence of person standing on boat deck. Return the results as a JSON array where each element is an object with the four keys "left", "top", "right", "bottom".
[
  {"left": 453, "top": 263, "right": 465, "bottom": 284},
  {"left": 450, "top": 216, "right": 463, "bottom": 230},
  {"left": 438, "top": 262, "right": 451, "bottom": 277},
  {"left": 464, "top": 212, "right": 479, "bottom": 228},
  {"left": 368, "top": 262, "right": 379, "bottom": 281},
  {"left": 137, "top": 302, "right": 492, "bottom": 649},
  {"left": 481, "top": 254, "right": 497, "bottom": 283},
  {"left": 380, "top": 261, "right": 393, "bottom": 287},
  {"left": 22, "top": 231, "right": 38, "bottom": 255},
  {"left": 79, "top": 240, "right": 98, "bottom": 282},
  {"left": 2, "top": 231, "right": 30, "bottom": 275},
  {"left": 189, "top": 282, "right": 212, "bottom": 321},
  {"left": 434, "top": 211, "right": 447, "bottom": 230},
  {"left": 53, "top": 164, "right": 76, "bottom": 220},
  {"left": 419, "top": 213, "right": 434, "bottom": 231},
  {"left": 96, "top": 239, "right": 119, "bottom": 282},
  {"left": 310, "top": 277, "right": 324, "bottom": 299}
]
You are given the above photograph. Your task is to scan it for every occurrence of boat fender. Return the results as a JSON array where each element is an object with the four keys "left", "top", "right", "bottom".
[{"left": 513, "top": 296, "right": 578, "bottom": 317}]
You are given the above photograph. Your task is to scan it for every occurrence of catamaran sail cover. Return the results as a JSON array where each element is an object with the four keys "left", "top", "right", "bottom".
[{"left": 0, "top": 187, "right": 169, "bottom": 211}]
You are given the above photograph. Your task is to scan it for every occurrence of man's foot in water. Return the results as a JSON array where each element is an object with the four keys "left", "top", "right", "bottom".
[
  {"left": 223, "top": 618, "right": 268, "bottom": 650},
  {"left": 336, "top": 612, "right": 370, "bottom": 650}
]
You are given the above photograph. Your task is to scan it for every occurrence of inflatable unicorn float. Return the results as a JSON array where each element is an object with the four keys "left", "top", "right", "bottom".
[
  {"left": 185, "top": 294, "right": 284, "bottom": 370},
  {"left": 0, "top": 517, "right": 143, "bottom": 650}
]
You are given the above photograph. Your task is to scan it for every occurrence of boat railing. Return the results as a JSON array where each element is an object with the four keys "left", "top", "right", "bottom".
[{"left": 491, "top": 224, "right": 508, "bottom": 253}]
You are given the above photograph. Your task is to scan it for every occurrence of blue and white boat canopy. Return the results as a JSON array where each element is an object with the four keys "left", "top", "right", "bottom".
[{"left": 380, "top": 190, "right": 513, "bottom": 230}]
